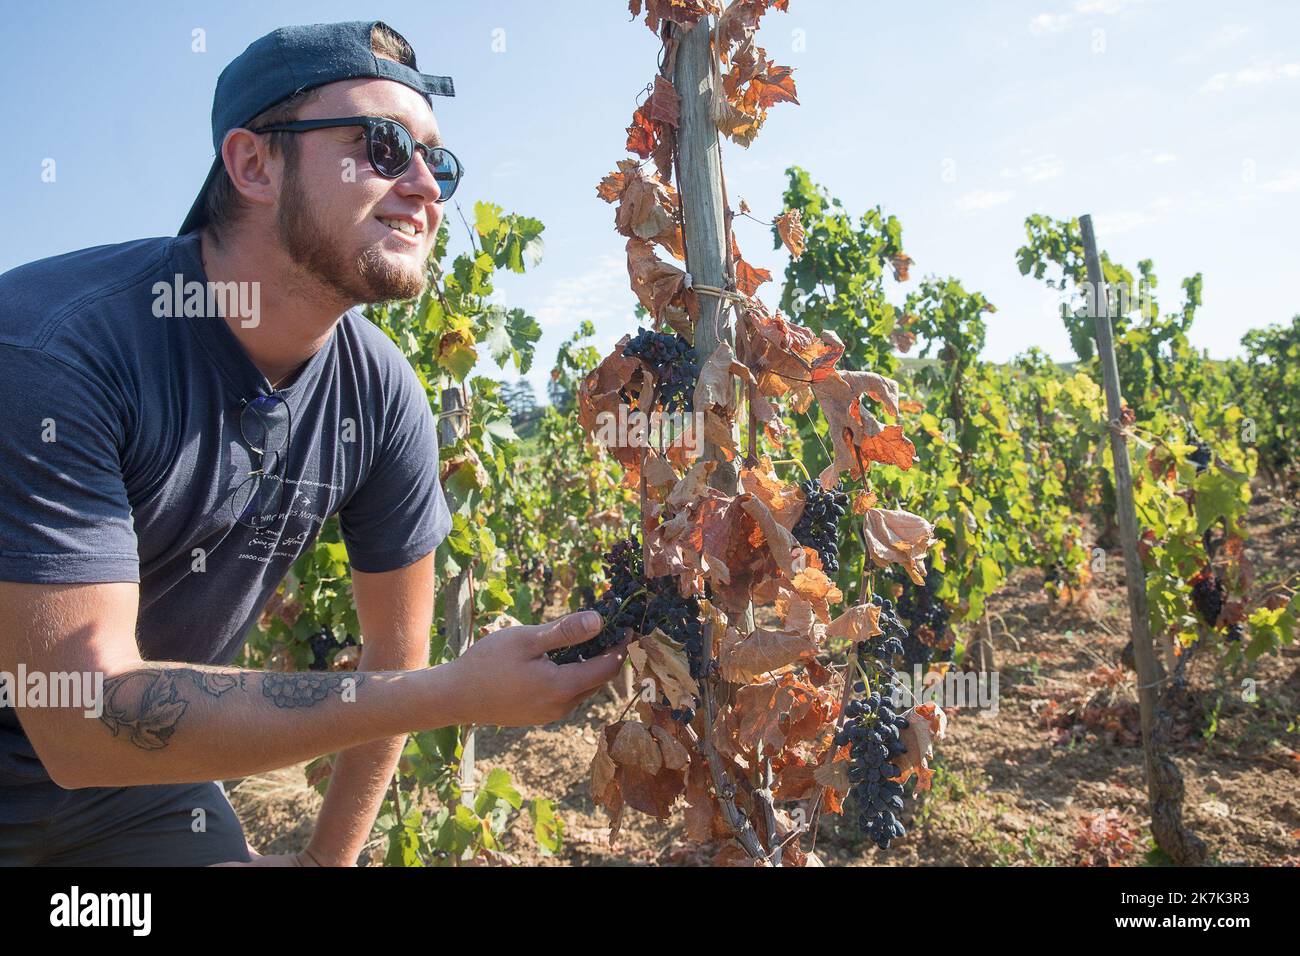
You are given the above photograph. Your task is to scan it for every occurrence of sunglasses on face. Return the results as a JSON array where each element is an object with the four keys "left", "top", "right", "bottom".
[{"left": 250, "top": 115, "right": 464, "bottom": 201}]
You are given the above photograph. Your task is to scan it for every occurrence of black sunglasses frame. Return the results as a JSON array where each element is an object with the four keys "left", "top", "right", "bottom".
[{"left": 250, "top": 115, "right": 464, "bottom": 201}]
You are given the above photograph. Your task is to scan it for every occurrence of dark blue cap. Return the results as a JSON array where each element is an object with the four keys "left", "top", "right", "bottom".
[{"left": 179, "top": 20, "right": 455, "bottom": 235}]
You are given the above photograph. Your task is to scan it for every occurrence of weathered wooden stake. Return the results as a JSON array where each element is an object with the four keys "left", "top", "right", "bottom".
[
  {"left": 1080, "top": 214, "right": 1204, "bottom": 864},
  {"left": 438, "top": 385, "right": 476, "bottom": 807},
  {"left": 672, "top": 15, "right": 773, "bottom": 863}
]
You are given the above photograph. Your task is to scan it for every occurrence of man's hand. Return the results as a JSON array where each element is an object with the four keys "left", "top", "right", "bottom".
[
  {"left": 209, "top": 842, "right": 323, "bottom": 867},
  {"left": 441, "top": 611, "right": 625, "bottom": 727}
]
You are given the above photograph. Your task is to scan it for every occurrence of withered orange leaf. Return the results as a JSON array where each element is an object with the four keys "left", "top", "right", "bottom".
[
  {"left": 888, "top": 702, "right": 947, "bottom": 792},
  {"left": 666, "top": 458, "right": 717, "bottom": 509},
  {"left": 811, "top": 369, "right": 908, "bottom": 483},
  {"left": 628, "top": 629, "right": 701, "bottom": 711},
  {"left": 601, "top": 159, "right": 684, "bottom": 261},
  {"left": 629, "top": 0, "right": 720, "bottom": 35},
  {"left": 703, "top": 409, "right": 739, "bottom": 461},
  {"left": 859, "top": 423, "right": 917, "bottom": 470},
  {"left": 611, "top": 720, "right": 663, "bottom": 776},
  {"left": 889, "top": 253, "right": 914, "bottom": 282},
  {"left": 590, "top": 726, "right": 625, "bottom": 841},
  {"left": 775, "top": 208, "right": 805, "bottom": 259},
  {"left": 626, "top": 238, "right": 691, "bottom": 319},
  {"left": 826, "top": 602, "right": 884, "bottom": 642},
  {"left": 861, "top": 508, "right": 937, "bottom": 586},
  {"left": 745, "top": 305, "right": 844, "bottom": 393},
  {"left": 750, "top": 60, "right": 799, "bottom": 109},
  {"left": 642, "top": 448, "right": 680, "bottom": 499},
  {"left": 851, "top": 488, "right": 878, "bottom": 514},
  {"left": 719, "top": 625, "right": 816, "bottom": 683},
  {"left": 625, "top": 104, "right": 655, "bottom": 159},
  {"left": 739, "top": 493, "right": 805, "bottom": 580},
  {"left": 785, "top": 568, "right": 843, "bottom": 618},
  {"left": 684, "top": 756, "right": 730, "bottom": 843},
  {"left": 731, "top": 233, "right": 772, "bottom": 296},
  {"left": 890, "top": 328, "right": 917, "bottom": 353},
  {"left": 646, "top": 74, "right": 680, "bottom": 128},
  {"left": 694, "top": 341, "right": 754, "bottom": 412},
  {"left": 738, "top": 455, "right": 803, "bottom": 529},
  {"left": 726, "top": 674, "right": 837, "bottom": 756},
  {"left": 812, "top": 745, "right": 852, "bottom": 794}
]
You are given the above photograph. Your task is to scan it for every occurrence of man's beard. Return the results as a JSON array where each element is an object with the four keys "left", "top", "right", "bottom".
[{"left": 275, "top": 164, "right": 427, "bottom": 304}]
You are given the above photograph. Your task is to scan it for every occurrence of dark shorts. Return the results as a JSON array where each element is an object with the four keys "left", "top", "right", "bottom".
[{"left": 0, "top": 781, "right": 251, "bottom": 867}]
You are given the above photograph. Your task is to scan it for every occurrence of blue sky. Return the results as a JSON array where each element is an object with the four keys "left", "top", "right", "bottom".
[{"left": 2, "top": 1, "right": 1297, "bottom": 404}]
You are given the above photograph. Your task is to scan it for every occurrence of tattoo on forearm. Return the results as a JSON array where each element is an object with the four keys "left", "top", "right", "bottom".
[
  {"left": 100, "top": 668, "right": 245, "bottom": 751},
  {"left": 99, "top": 667, "right": 363, "bottom": 751},
  {"left": 262, "top": 672, "right": 364, "bottom": 709}
]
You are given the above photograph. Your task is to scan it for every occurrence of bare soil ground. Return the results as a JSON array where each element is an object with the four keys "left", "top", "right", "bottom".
[{"left": 229, "top": 492, "right": 1299, "bottom": 866}]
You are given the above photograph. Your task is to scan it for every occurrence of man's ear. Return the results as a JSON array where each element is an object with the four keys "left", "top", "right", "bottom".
[{"left": 221, "top": 127, "right": 281, "bottom": 212}]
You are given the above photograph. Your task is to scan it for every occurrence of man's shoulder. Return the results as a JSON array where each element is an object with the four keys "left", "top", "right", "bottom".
[
  {"left": 0, "top": 236, "right": 178, "bottom": 352},
  {"left": 337, "top": 307, "right": 426, "bottom": 394}
]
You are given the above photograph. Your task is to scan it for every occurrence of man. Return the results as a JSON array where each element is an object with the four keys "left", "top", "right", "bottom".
[{"left": 0, "top": 20, "right": 623, "bottom": 866}]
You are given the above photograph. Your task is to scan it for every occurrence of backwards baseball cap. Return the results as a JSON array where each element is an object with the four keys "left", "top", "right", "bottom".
[{"left": 178, "top": 20, "right": 455, "bottom": 236}]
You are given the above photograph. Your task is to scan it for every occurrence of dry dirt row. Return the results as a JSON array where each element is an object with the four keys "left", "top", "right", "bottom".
[{"left": 230, "top": 492, "right": 1299, "bottom": 866}]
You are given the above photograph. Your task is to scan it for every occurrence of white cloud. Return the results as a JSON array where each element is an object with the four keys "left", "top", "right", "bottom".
[
  {"left": 1092, "top": 194, "right": 1181, "bottom": 235},
  {"left": 1029, "top": 0, "right": 1148, "bottom": 35},
  {"left": 955, "top": 189, "right": 1014, "bottom": 213},
  {"left": 1000, "top": 154, "right": 1064, "bottom": 182},
  {"left": 1093, "top": 211, "right": 1156, "bottom": 235},
  {"left": 1260, "top": 169, "right": 1300, "bottom": 193},
  {"left": 1200, "top": 61, "right": 1300, "bottom": 93},
  {"left": 1030, "top": 13, "right": 1071, "bottom": 35},
  {"left": 532, "top": 252, "right": 632, "bottom": 329},
  {"left": 1108, "top": 148, "right": 1179, "bottom": 170},
  {"left": 1075, "top": 0, "right": 1141, "bottom": 14}
]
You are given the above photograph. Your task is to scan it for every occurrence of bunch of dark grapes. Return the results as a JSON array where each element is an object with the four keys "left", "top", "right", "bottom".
[
  {"left": 836, "top": 689, "right": 910, "bottom": 849},
  {"left": 308, "top": 628, "right": 358, "bottom": 671},
  {"left": 892, "top": 566, "right": 953, "bottom": 670},
  {"left": 1190, "top": 566, "right": 1225, "bottom": 628},
  {"left": 1187, "top": 441, "right": 1212, "bottom": 474},
  {"left": 549, "top": 536, "right": 705, "bottom": 709},
  {"left": 792, "top": 479, "right": 849, "bottom": 573},
  {"left": 618, "top": 329, "right": 699, "bottom": 414},
  {"left": 549, "top": 538, "right": 644, "bottom": 666},
  {"left": 856, "top": 597, "right": 907, "bottom": 669}
]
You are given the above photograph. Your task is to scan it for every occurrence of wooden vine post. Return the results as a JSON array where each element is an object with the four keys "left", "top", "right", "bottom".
[
  {"left": 671, "top": 15, "right": 777, "bottom": 863},
  {"left": 673, "top": 18, "right": 731, "bottom": 472},
  {"left": 438, "top": 384, "right": 476, "bottom": 807},
  {"left": 1079, "top": 214, "right": 1203, "bottom": 864}
]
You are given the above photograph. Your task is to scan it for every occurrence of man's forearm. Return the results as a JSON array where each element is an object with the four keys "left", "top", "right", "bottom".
[
  {"left": 23, "top": 661, "right": 464, "bottom": 789},
  {"left": 307, "top": 641, "right": 429, "bottom": 867},
  {"left": 307, "top": 736, "right": 406, "bottom": 865}
]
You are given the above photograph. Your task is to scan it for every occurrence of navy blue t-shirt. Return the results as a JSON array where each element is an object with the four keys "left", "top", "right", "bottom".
[{"left": 0, "top": 232, "right": 452, "bottom": 805}]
